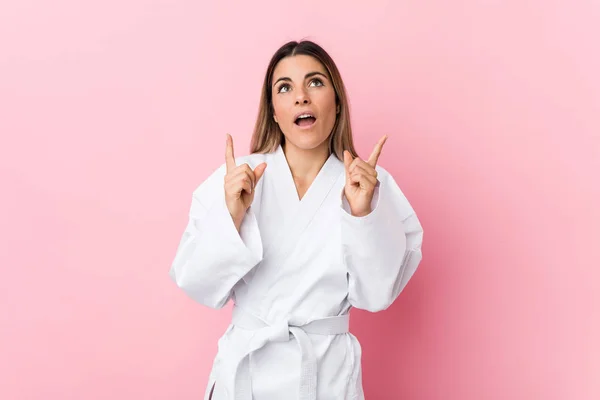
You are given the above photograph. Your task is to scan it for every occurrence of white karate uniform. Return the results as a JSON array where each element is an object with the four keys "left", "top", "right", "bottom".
[{"left": 170, "top": 145, "right": 423, "bottom": 400}]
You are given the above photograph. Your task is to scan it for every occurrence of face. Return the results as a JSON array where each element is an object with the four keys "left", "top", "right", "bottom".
[{"left": 271, "top": 55, "right": 339, "bottom": 153}]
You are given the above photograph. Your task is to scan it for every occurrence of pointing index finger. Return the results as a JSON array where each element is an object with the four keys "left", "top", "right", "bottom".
[
  {"left": 367, "top": 135, "right": 387, "bottom": 167},
  {"left": 225, "top": 134, "right": 236, "bottom": 172}
]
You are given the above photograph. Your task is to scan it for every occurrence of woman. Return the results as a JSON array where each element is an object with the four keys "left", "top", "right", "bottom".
[{"left": 170, "top": 40, "right": 424, "bottom": 400}]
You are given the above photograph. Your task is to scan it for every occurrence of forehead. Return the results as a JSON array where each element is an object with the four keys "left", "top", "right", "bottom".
[{"left": 272, "top": 54, "right": 329, "bottom": 80}]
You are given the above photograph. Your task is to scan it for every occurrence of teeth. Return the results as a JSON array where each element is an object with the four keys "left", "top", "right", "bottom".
[{"left": 297, "top": 113, "right": 314, "bottom": 119}]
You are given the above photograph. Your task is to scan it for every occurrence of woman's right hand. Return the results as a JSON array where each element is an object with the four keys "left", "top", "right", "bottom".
[{"left": 224, "top": 134, "right": 267, "bottom": 231}]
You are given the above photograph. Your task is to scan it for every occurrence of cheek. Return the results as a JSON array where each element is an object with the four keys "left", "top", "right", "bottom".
[
  {"left": 272, "top": 97, "right": 292, "bottom": 123},
  {"left": 317, "top": 91, "right": 338, "bottom": 121}
]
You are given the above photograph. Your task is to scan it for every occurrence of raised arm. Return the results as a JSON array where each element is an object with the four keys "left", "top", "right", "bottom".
[
  {"left": 169, "top": 135, "right": 267, "bottom": 308},
  {"left": 341, "top": 137, "right": 424, "bottom": 312}
]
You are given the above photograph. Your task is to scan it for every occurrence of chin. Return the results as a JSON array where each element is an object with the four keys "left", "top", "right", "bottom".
[
  {"left": 283, "top": 120, "right": 333, "bottom": 150},
  {"left": 285, "top": 131, "right": 329, "bottom": 151}
]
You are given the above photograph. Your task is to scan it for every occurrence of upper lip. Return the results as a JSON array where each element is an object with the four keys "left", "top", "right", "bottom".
[{"left": 293, "top": 110, "right": 316, "bottom": 121}]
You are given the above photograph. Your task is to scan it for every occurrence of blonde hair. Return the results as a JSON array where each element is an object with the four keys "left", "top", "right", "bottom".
[{"left": 249, "top": 40, "right": 358, "bottom": 160}]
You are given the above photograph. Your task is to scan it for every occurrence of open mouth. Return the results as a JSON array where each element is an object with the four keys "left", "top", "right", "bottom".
[{"left": 294, "top": 113, "right": 317, "bottom": 127}]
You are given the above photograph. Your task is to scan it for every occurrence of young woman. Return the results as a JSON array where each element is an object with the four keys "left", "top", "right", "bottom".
[{"left": 170, "top": 40, "right": 424, "bottom": 400}]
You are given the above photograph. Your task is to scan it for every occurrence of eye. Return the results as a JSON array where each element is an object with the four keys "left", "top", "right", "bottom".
[
  {"left": 277, "top": 83, "right": 291, "bottom": 93},
  {"left": 309, "top": 78, "right": 324, "bottom": 87}
]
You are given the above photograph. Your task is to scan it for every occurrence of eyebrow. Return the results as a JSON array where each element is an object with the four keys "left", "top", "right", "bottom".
[{"left": 273, "top": 71, "right": 328, "bottom": 87}]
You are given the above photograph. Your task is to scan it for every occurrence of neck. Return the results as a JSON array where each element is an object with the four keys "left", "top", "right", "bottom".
[{"left": 282, "top": 140, "right": 330, "bottom": 181}]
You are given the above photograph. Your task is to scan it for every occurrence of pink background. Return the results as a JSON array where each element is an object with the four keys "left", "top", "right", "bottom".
[{"left": 1, "top": 1, "right": 598, "bottom": 399}]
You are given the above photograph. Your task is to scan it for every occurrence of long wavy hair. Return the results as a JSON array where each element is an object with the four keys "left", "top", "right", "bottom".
[{"left": 249, "top": 40, "right": 358, "bottom": 160}]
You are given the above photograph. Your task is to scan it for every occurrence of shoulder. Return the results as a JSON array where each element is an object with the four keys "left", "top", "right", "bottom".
[
  {"left": 374, "top": 164, "right": 405, "bottom": 197},
  {"left": 374, "top": 164, "right": 416, "bottom": 216},
  {"left": 374, "top": 165, "right": 396, "bottom": 186},
  {"left": 235, "top": 152, "right": 269, "bottom": 168}
]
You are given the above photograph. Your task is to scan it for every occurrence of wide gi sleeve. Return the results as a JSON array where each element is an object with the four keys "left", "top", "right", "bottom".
[
  {"left": 341, "top": 166, "right": 423, "bottom": 312},
  {"left": 169, "top": 163, "right": 263, "bottom": 309}
]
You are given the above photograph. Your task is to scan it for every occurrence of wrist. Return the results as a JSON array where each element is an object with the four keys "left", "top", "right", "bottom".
[
  {"left": 231, "top": 213, "right": 244, "bottom": 232},
  {"left": 351, "top": 207, "right": 372, "bottom": 217}
]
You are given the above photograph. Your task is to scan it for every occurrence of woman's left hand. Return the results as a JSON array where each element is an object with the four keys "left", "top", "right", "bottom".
[{"left": 343, "top": 135, "right": 387, "bottom": 217}]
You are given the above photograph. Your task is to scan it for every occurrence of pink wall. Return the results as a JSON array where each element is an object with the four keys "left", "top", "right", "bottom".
[{"left": 1, "top": 1, "right": 598, "bottom": 399}]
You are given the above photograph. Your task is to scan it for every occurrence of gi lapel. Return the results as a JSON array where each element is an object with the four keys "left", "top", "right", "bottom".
[{"left": 263, "top": 145, "right": 344, "bottom": 262}]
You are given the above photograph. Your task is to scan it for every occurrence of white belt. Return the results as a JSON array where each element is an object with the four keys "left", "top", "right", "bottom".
[{"left": 230, "top": 305, "right": 350, "bottom": 400}]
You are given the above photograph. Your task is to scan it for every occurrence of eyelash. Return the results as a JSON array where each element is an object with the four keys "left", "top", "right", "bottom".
[{"left": 277, "top": 78, "right": 324, "bottom": 94}]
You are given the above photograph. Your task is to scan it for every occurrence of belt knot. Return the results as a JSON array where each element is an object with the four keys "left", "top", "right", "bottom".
[{"left": 266, "top": 318, "right": 291, "bottom": 342}]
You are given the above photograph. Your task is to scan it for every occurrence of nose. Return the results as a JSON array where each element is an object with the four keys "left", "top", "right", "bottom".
[{"left": 295, "top": 87, "right": 311, "bottom": 105}]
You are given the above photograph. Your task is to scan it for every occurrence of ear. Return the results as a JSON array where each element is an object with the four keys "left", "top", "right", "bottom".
[
  {"left": 273, "top": 114, "right": 278, "bottom": 123},
  {"left": 336, "top": 104, "right": 340, "bottom": 114}
]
